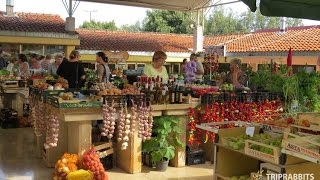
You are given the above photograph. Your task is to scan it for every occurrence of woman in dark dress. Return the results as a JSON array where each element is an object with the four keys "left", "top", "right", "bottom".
[{"left": 56, "top": 50, "right": 85, "bottom": 88}]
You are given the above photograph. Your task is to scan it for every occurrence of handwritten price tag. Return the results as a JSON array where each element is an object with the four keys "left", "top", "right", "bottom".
[{"left": 246, "top": 126, "right": 255, "bottom": 137}]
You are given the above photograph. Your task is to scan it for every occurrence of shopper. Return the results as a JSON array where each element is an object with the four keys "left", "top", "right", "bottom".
[
  {"left": 11, "top": 58, "right": 20, "bottom": 76},
  {"left": 56, "top": 50, "right": 85, "bottom": 88},
  {"left": 6, "top": 57, "right": 17, "bottom": 72},
  {"left": 223, "top": 58, "right": 247, "bottom": 88},
  {"left": 30, "top": 53, "right": 41, "bottom": 69},
  {"left": 143, "top": 51, "right": 169, "bottom": 83},
  {"left": 190, "top": 53, "right": 204, "bottom": 83},
  {"left": 48, "top": 54, "right": 63, "bottom": 76},
  {"left": 96, "top": 52, "right": 111, "bottom": 83},
  {"left": 41, "top": 54, "right": 51, "bottom": 71},
  {"left": 181, "top": 58, "right": 187, "bottom": 76},
  {"left": 0, "top": 49, "right": 7, "bottom": 70},
  {"left": 18, "top": 54, "right": 30, "bottom": 77}
]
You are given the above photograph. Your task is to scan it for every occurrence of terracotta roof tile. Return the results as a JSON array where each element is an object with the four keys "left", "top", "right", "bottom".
[
  {"left": 0, "top": 11, "right": 319, "bottom": 53},
  {"left": 76, "top": 29, "right": 194, "bottom": 52},
  {"left": 0, "top": 11, "right": 66, "bottom": 33},
  {"left": 227, "top": 27, "right": 320, "bottom": 52}
]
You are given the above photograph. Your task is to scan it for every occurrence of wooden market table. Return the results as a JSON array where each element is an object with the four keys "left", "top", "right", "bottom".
[{"left": 44, "top": 99, "right": 200, "bottom": 174}]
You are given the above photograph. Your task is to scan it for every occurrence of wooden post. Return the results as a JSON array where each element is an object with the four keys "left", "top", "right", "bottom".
[
  {"left": 67, "top": 121, "right": 92, "bottom": 156},
  {"left": 170, "top": 115, "right": 187, "bottom": 167},
  {"left": 116, "top": 130, "right": 142, "bottom": 174}
]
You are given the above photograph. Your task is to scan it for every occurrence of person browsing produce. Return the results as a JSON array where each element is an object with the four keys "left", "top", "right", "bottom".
[
  {"left": 190, "top": 53, "right": 204, "bottom": 82},
  {"left": 48, "top": 54, "right": 63, "bottom": 76},
  {"left": 143, "top": 51, "right": 169, "bottom": 83},
  {"left": 223, "top": 58, "right": 248, "bottom": 88},
  {"left": 18, "top": 54, "right": 30, "bottom": 77},
  {"left": 56, "top": 50, "right": 85, "bottom": 88},
  {"left": 96, "top": 52, "right": 111, "bottom": 83}
]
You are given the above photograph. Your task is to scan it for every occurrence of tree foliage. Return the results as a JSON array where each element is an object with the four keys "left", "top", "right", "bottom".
[
  {"left": 79, "top": 20, "right": 118, "bottom": 31},
  {"left": 204, "top": 7, "right": 246, "bottom": 35},
  {"left": 142, "top": 10, "right": 193, "bottom": 34},
  {"left": 120, "top": 21, "right": 142, "bottom": 32}
]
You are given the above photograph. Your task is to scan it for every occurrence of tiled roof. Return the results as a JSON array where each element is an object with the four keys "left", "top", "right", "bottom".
[
  {"left": 76, "top": 29, "right": 193, "bottom": 53},
  {"left": 227, "top": 27, "right": 320, "bottom": 52},
  {"left": 0, "top": 11, "right": 66, "bottom": 33},
  {"left": 77, "top": 27, "right": 320, "bottom": 53},
  {"left": 0, "top": 11, "right": 319, "bottom": 53}
]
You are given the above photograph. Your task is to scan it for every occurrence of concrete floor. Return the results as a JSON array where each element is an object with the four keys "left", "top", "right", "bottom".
[{"left": 0, "top": 128, "right": 213, "bottom": 180}]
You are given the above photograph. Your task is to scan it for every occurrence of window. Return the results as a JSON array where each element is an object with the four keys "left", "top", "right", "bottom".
[
  {"left": 45, "top": 45, "right": 64, "bottom": 55},
  {"left": 127, "top": 64, "right": 136, "bottom": 70},
  {"left": 293, "top": 65, "right": 316, "bottom": 73},
  {"left": 0, "top": 43, "right": 20, "bottom": 61},
  {"left": 108, "top": 64, "right": 116, "bottom": 71},
  {"left": 164, "top": 64, "right": 171, "bottom": 74},
  {"left": 137, "top": 63, "right": 145, "bottom": 70},
  {"left": 82, "top": 63, "right": 95, "bottom": 70},
  {"left": 22, "top": 44, "right": 43, "bottom": 55},
  {"left": 172, "top": 64, "right": 180, "bottom": 74}
]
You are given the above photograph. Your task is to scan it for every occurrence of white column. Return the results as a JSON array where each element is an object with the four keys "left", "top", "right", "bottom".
[{"left": 193, "top": 10, "right": 204, "bottom": 53}]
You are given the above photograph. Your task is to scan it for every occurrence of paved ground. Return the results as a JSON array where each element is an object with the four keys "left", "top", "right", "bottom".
[{"left": 0, "top": 128, "right": 213, "bottom": 180}]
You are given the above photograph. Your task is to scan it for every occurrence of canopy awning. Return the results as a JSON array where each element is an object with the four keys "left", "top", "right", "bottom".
[
  {"left": 77, "top": 0, "right": 211, "bottom": 11},
  {"left": 241, "top": 0, "right": 320, "bottom": 20}
]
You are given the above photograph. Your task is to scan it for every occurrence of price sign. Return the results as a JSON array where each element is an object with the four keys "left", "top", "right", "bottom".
[{"left": 246, "top": 126, "right": 255, "bottom": 137}]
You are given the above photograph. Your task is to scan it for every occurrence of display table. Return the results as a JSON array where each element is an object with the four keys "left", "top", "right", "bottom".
[
  {"left": 1, "top": 86, "right": 29, "bottom": 117},
  {"left": 44, "top": 99, "right": 200, "bottom": 173},
  {"left": 196, "top": 115, "right": 320, "bottom": 180}
]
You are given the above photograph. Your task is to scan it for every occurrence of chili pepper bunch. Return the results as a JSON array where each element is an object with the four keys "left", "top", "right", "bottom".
[{"left": 188, "top": 100, "right": 283, "bottom": 145}]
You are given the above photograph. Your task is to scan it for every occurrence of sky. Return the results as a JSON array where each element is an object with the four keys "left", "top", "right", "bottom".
[{"left": 0, "top": 0, "right": 319, "bottom": 28}]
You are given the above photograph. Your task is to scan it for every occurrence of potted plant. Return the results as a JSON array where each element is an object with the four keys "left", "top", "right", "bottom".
[{"left": 142, "top": 116, "right": 184, "bottom": 171}]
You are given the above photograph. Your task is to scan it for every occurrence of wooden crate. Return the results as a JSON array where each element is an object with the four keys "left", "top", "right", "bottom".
[
  {"left": 282, "top": 125, "right": 320, "bottom": 163},
  {"left": 94, "top": 142, "right": 114, "bottom": 158},
  {"left": 47, "top": 96, "right": 103, "bottom": 109},
  {"left": 245, "top": 139, "right": 281, "bottom": 164},
  {"left": 282, "top": 135, "right": 320, "bottom": 161},
  {"left": 297, "top": 112, "right": 320, "bottom": 129}
]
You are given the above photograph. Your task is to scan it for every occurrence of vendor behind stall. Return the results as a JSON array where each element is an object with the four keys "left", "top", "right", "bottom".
[
  {"left": 143, "top": 51, "right": 169, "bottom": 83},
  {"left": 96, "top": 52, "right": 111, "bottom": 83},
  {"left": 223, "top": 58, "right": 248, "bottom": 88},
  {"left": 56, "top": 50, "right": 85, "bottom": 88}
]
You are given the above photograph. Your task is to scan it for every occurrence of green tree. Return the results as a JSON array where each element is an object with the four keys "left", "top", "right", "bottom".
[
  {"left": 239, "top": 9, "right": 304, "bottom": 32},
  {"left": 205, "top": 7, "right": 246, "bottom": 35},
  {"left": 142, "top": 10, "right": 193, "bottom": 34},
  {"left": 79, "top": 20, "right": 118, "bottom": 31},
  {"left": 205, "top": 7, "right": 304, "bottom": 35},
  {"left": 120, "top": 21, "right": 142, "bottom": 32}
]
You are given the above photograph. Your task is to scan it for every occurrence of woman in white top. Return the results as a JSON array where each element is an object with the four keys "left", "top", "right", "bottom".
[
  {"left": 6, "top": 58, "right": 17, "bottom": 72},
  {"left": 18, "top": 54, "right": 30, "bottom": 77},
  {"left": 96, "top": 52, "right": 111, "bottom": 83}
]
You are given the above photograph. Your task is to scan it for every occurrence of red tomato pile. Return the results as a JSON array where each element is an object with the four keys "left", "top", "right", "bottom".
[{"left": 82, "top": 148, "right": 108, "bottom": 180}]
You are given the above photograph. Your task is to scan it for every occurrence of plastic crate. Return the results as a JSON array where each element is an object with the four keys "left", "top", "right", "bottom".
[{"left": 186, "top": 149, "right": 206, "bottom": 166}]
